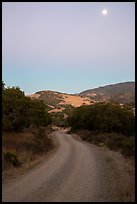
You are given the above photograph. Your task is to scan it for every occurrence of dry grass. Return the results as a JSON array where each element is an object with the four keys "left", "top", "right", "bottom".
[
  {"left": 48, "top": 107, "right": 65, "bottom": 113},
  {"left": 107, "top": 150, "right": 135, "bottom": 202},
  {"left": 2, "top": 132, "right": 34, "bottom": 169},
  {"left": 2, "top": 130, "right": 53, "bottom": 171},
  {"left": 27, "top": 91, "right": 94, "bottom": 108},
  {"left": 59, "top": 94, "right": 91, "bottom": 107},
  {"left": 2, "top": 132, "right": 33, "bottom": 151}
]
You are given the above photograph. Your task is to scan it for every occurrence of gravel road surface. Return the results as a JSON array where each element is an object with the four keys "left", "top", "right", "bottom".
[{"left": 2, "top": 130, "right": 126, "bottom": 202}]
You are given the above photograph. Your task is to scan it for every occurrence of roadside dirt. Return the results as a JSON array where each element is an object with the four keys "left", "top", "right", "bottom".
[
  {"left": 2, "top": 131, "right": 60, "bottom": 185},
  {"left": 2, "top": 130, "right": 135, "bottom": 202}
]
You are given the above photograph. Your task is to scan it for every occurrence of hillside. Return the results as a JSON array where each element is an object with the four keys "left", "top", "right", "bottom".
[
  {"left": 27, "top": 81, "right": 135, "bottom": 113},
  {"left": 28, "top": 91, "right": 94, "bottom": 113},
  {"left": 80, "top": 82, "right": 135, "bottom": 104}
]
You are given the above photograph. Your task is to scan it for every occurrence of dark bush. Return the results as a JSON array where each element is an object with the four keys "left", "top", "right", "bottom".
[
  {"left": 120, "top": 137, "right": 135, "bottom": 157},
  {"left": 106, "top": 133, "right": 124, "bottom": 151},
  {"left": 68, "top": 102, "right": 135, "bottom": 136},
  {"left": 32, "top": 127, "right": 53, "bottom": 154},
  {"left": 76, "top": 131, "right": 135, "bottom": 157},
  {"left": 3, "top": 149, "right": 21, "bottom": 167},
  {"left": 2, "top": 84, "right": 52, "bottom": 132}
]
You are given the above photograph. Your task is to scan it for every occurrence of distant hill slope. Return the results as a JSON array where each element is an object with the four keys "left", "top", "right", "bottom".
[
  {"left": 27, "top": 81, "right": 135, "bottom": 113},
  {"left": 80, "top": 82, "right": 135, "bottom": 104},
  {"left": 28, "top": 91, "right": 94, "bottom": 113}
]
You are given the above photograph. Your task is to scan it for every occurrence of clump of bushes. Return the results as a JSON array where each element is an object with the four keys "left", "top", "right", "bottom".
[
  {"left": 68, "top": 102, "right": 135, "bottom": 157},
  {"left": 2, "top": 82, "right": 52, "bottom": 132},
  {"left": 120, "top": 137, "right": 135, "bottom": 157},
  {"left": 2, "top": 82, "right": 54, "bottom": 171},
  {"left": 68, "top": 102, "right": 135, "bottom": 136},
  {"left": 32, "top": 127, "right": 53, "bottom": 154},
  {"left": 75, "top": 130, "right": 135, "bottom": 157},
  {"left": 3, "top": 149, "right": 22, "bottom": 168},
  {"left": 2, "top": 127, "right": 54, "bottom": 171}
]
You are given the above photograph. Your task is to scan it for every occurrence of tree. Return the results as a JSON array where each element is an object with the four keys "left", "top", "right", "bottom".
[
  {"left": 27, "top": 99, "right": 52, "bottom": 127},
  {"left": 68, "top": 102, "right": 135, "bottom": 136},
  {"left": 2, "top": 83, "right": 52, "bottom": 132}
]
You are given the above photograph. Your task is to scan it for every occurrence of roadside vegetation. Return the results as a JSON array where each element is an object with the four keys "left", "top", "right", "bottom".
[
  {"left": 2, "top": 127, "right": 53, "bottom": 170},
  {"left": 2, "top": 80, "right": 135, "bottom": 172},
  {"left": 68, "top": 102, "right": 135, "bottom": 157},
  {"left": 51, "top": 104, "right": 75, "bottom": 127},
  {"left": 2, "top": 81, "right": 53, "bottom": 171}
]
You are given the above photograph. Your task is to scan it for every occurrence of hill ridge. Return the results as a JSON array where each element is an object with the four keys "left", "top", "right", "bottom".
[{"left": 27, "top": 81, "right": 135, "bottom": 112}]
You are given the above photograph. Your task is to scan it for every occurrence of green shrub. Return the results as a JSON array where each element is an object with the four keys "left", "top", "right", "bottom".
[
  {"left": 4, "top": 149, "right": 21, "bottom": 167},
  {"left": 32, "top": 127, "right": 53, "bottom": 154},
  {"left": 68, "top": 102, "right": 135, "bottom": 136},
  {"left": 76, "top": 130, "right": 135, "bottom": 157},
  {"left": 121, "top": 137, "right": 135, "bottom": 156},
  {"left": 106, "top": 133, "right": 124, "bottom": 151},
  {"left": 2, "top": 84, "right": 52, "bottom": 132}
]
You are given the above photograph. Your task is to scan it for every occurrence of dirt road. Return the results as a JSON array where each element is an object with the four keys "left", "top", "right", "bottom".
[{"left": 2, "top": 130, "right": 133, "bottom": 202}]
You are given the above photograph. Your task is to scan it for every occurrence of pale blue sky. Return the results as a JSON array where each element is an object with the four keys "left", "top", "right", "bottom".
[{"left": 2, "top": 2, "right": 135, "bottom": 94}]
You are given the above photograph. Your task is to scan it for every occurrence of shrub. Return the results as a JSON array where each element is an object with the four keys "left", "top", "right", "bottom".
[
  {"left": 68, "top": 102, "right": 135, "bottom": 136},
  {"left": 3, "top": 149, "right": 21, "bottom": 167},
  {"left": 106, "top": 133, "right": 124, "bottom": 151},
  {"left": 76, "top": 130, "right": 135, "bottom": 157},
  {"left": 2, "top": 84, "right": 52, "bottom": 132},
  {"left": 120, "top": 137, "right": 135, "bottom": 157},
  {"left": 32, "top": 127, "right": 53, "bottom": 154}
]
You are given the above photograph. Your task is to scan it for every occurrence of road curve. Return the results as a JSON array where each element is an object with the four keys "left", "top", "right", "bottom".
[{"left": 2, "top": 130, "right": 119, "bottom": 202}]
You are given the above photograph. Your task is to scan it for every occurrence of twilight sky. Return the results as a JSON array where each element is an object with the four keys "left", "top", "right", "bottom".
[{"left": 2, "top": 2, "right": 135, "bottom": 94}]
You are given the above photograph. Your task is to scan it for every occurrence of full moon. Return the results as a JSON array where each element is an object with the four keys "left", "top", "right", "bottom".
[{"left": 102, "top": 9, "right": 108, "bottom": 16}]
